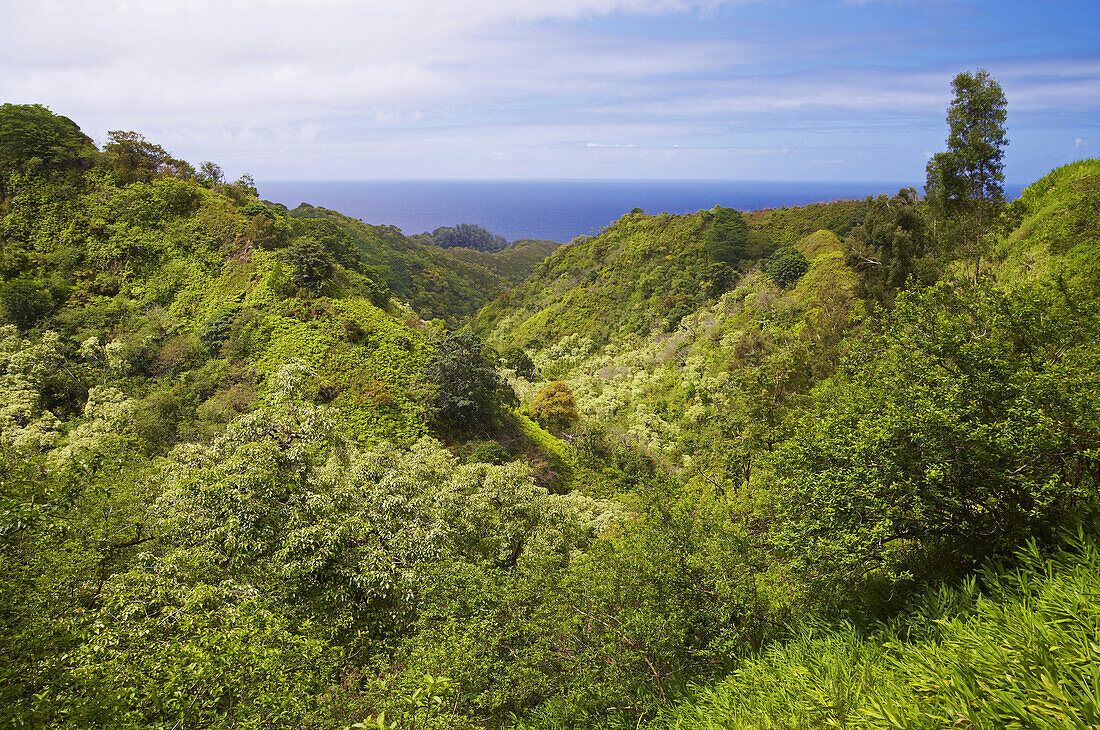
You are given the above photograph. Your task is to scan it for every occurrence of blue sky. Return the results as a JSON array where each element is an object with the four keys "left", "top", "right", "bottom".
[{"left": 2, "top": 0, "right": 1097, "bottom": 183}]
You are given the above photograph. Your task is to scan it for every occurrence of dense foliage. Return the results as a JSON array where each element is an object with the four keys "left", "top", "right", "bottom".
[
  {"left": 427, "top": 222, "right": 508, "bottom": 253},
  {"left": 420, "top": 332, "right": 517, "bottom": 436},
  {"left": 0, "top": 103, "right": 95, "bottom": 175},
  {"left": 289, "top": 205, "right": 559, "bottom": 325},
  {"left": 657, "top": 529, "right": 1100, "bottom": 730},
  {"left": 2, "top": 93, "right": 1099, "bottom": 730}
]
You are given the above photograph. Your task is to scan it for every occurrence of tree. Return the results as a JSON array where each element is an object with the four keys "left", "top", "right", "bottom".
[
  {"left": 706, "top": 206, "right": 749, "bottom": 265},
  {"left": 773, "top": 279, "right": 1100, "bottom": 585},
  {"left": 283, "top": 237, "right": 335, "bottom": 292},
  {"left": 198, "top": 161, "right": 224, "bottom": 188},
  {"left": 925, "top": 69, "right": 1008, "bottom": 281},
  {"left": 0, "top": 277, "right": 54, "bottom": 330},
  {"left": 529, "top": 381, "right": 579, "bottom": 432},
  {"left": 421, "top": 332, "right": 516, "bottom": 436},
  {"left": 103, "top": 130, "right": 172, "bottom": 184},
  {"left": 923, "top": 152, "right": 958, "bottom": 250},
  {"left": 763, "top": 246, "right": 809, "bottom": 288},
  {"left": 844, "top": 187, "right": 929, "bottom": 301},
  {"left": 0, "top": 103, "right": 95, "bottom": 175},
  {"left": 429, "top": 223, "right": 508, "bottom": 253},
  {"left": 500, "top": 346, "right": 537, "bottom": 380}
]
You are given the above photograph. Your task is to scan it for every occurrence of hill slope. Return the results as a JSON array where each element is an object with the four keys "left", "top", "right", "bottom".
[
  {"left": 288, "top": 203, "right": 559, "bottom": 325},
  {"left": 472, "top": 198, "right": 870, "bottom": 347}
]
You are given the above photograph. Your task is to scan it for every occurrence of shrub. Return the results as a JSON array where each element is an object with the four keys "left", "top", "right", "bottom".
[
  {"left": 0, "top": 277, "right": 53, "bottom": 330},
  {"left": 530, "top": 380, "right": 580, "bottom": 432},
  {"left": 763, "top": 246, "right": 809, "bottom": 287}
]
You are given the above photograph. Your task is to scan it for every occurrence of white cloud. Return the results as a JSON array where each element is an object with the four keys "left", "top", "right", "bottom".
[{"left": 1, "top": 0, "right": 1097, "bottom": 181}]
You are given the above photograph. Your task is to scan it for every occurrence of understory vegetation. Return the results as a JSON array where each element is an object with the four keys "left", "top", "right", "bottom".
[{"left": 1, "top": 89, "right": 1098, "bottom": 730}]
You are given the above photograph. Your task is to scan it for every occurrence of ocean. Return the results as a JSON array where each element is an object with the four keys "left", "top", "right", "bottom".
[{"left": 258, "top": 180, "right": 1025, "bottom": 244}]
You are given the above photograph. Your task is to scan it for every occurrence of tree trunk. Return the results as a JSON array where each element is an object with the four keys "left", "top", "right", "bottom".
[{"left": 974, "top": 202, "right": 984, "bottom": 284}]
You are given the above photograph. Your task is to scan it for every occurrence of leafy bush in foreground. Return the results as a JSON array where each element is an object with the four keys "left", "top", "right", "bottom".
[{"left": 659, "top": 526, "right": 1100, "bottom": 730}]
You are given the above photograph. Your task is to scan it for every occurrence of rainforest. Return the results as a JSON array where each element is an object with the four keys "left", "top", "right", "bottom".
[{"left": 1, "top": 89, "right": 1098, "bottom": 730}]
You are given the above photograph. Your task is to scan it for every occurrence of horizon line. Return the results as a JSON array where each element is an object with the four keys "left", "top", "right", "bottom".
[{"left": 257, "top": 177, "right": 1035, "bottom": 187}]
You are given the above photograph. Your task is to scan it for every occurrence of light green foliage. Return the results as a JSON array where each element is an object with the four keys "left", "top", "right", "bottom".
[
  {"left": 997, "top": 158, "right": 1100, "bottom": 286},
  {"left": 0, "top": 327, "right": 66, "bottom": 452},
  {"left": 772, "top": 277, "right": 1100, "bottom": 583},
  {"left": 54, "top": 579, "right": 332, "bottom": 729},
  {"left": 529, "top": 380, "right": 580, "bottom": 432},
  {"left": 515, "top": 411, "right": 575, "bottom": 490},
  {"left": 2, "top": 141, "right": 435, "bottom": 445},
  {"left": 0, "top": 167, "right": 89, "bottom": 254},
  {"left": 47, "top": 385, "right": 134, "bottom": 469},
  {"left": 474, "top": 211, "right": 719, "bottom": 344},
  {"left": 5, "top": 104, "right": 1100, "bottom": 730},
  {"left": 662, "top": 630, "right": 886, "bottom": 730},
  {"left": 745, "top": 198, "right": 870, "bottom": 249},
  {"left": 1, "top": 436, "right": 158, "bottom": 729},
  {"left": 493, "top": 229, "right": 858, "bottom": 486},
  {"left": 361, "top": 673, "right": 456, "bottom": 730},
  {"left": 657, "top": 530, "right": 1100, "bottom": 730},
  {"left": 473, "top": 204, "right": 860, "bottom": 367},
  {"left": 159, "top": 358, "right": 612, "bottom": 610},
  {"left": 145, "top": 361, "right": 620, "bottom": 725}
]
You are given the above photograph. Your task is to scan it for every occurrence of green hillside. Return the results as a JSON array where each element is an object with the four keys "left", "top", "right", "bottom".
[
  {"left": 481, "top": 158, "right": 1100, "bottom": 728},
  {"left": 995, "top": 158, "right": 1100, "bottom": 287},
  {"left": 472, "top": 199, "right": 870, "bottom": 348},
  {"left": 288, "top": 204, "right": 559, "bottom": 325},
  {"left": 447, "top": 238, "right": 563, "bottom": 284}
]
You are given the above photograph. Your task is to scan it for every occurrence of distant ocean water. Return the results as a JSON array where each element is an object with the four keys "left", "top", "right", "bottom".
[{"left": 259, "top": 180, "right": 1025, "bottom": 244}]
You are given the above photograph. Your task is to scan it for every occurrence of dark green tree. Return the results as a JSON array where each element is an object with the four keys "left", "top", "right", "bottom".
[
  {"left": 283, "top": 237, "right": 335, "bottom": 292},
  {"left": 103, "top": 130, "right": 172, "bottom": 184},
  {"left": 706, "top": 261, "right": 738, "bottom": 297},
  {"left": 923, "top": 151, "right": 958, "bottom": 251},
  {"left": 925, "top": 69, "right": 1008, "bottom": 281},
  {"left": 293, "top": 217, "right": 360, "bottom": 268},
  {"left": 0, "top": 276, "right": 54, "bottom": 329},
  {"left": 0, "top": 104, "right": 95, "bottom": 175},
  {"left": 421, "top": 332, "right": 516, "bottom": 436},
  {"left": 706, "top": 206, "right": 749, "bottom": 265},
  {"left": 844, "top": 187, "right": 929, "bottom": 301},
  {"left": 429, "top": 223, "right": 508, "bottom": 253},
  {"left": 197, "top": 307, "right": 244, "bottom": 356},
  {"left": 763, "top": 246, "right": 809, "bottom": 288},
  {"left": 500, "top": 346, "right": 537, "bottom": 380}
]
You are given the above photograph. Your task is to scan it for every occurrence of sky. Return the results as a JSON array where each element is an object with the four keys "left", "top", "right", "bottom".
[{"left": 2, "top": 0, "right": 1097, "bottom": 183}]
